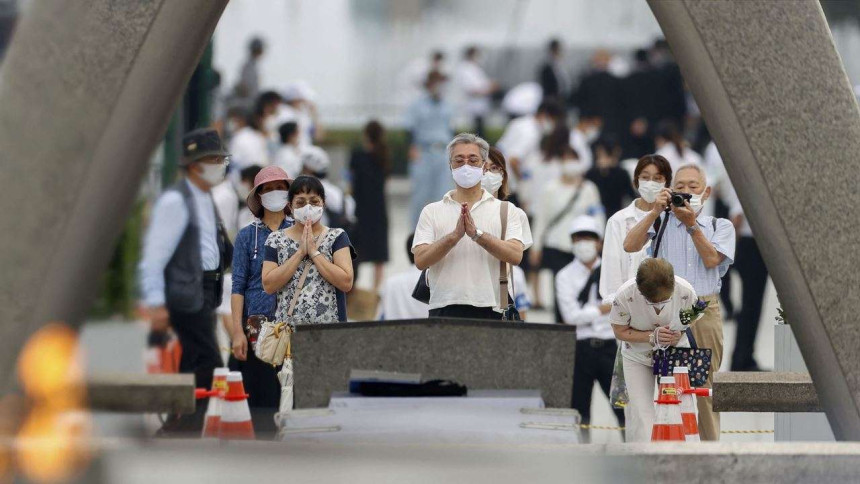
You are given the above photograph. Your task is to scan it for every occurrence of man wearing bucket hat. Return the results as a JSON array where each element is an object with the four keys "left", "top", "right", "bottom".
[
  {"left": 139, "top": 128, "right": 234, "bottom": 432},
  {"left": 226, "top": 165, "right": 293, "bottom": 421},
  {"left": 555, "top": 215, "right": 625, "bottom": 442}
]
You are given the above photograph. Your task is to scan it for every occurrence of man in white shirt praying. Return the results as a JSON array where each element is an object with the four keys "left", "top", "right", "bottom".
[
  {"left": 412, "top": 133, "right": 532, "bottom": 319},
  {"left": 555, "top": 215, "right": 625, "bottom": 442}
]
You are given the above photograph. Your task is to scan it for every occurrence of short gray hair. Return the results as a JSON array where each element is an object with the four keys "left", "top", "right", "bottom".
[
  {"left": 675, "top": 163, "right": 708, "bottom": 185},
  {"left": 447, "top": 133, "right": 489, "bottom": 162}
]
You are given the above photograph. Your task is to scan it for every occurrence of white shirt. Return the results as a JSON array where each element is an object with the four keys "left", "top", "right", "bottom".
[
  {"left": 520, "top": 155, "right": 561, "bottom": 215},
  {"left": 212, "top": 180, "right": 239, "bottom": 240},
  {"left": 532, "top": 179, "right": 603, "bottom": 253},
  {"left": 609, "top": 276, "right": 696, "bottom": 366},
  {"left": 377, "top": 266, "right": 430, "bottom": 320},
  {"left": 412, "top": 190, "right": 532, "bottom": 310},
  {"left": 273, "top": 144, "right": 303, "bottom": 179},
  {"left": 511, "top": 265, "right": 531, "bottom": 312},
  {"left": 569, "top": 128, "right": 594, "bottom": 169},
  {"left": 457, "top": 60, "right": 493, "bottom": 116},
  {"left": 497, "top": 115, "right": 541, "bottom": 193},
  {"left": 656, "top": 143, "right": 703, "bottom": 174},
  {"left": 139, "top": 179, "right": 220, "bottom": 307},
  {"left": 556, "top": 258, "right": 615, "bottom": 340},
  {"left": 229, "top": 127, "right": 270, "bottom": 169},
  {"left": 600, "top": 201, "right": 651, "bottom": 304}
]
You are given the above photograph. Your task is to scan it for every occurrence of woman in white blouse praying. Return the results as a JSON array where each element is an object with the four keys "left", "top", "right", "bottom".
[{"left": 609, "top": 258, "right": 696, "bottom": 442}]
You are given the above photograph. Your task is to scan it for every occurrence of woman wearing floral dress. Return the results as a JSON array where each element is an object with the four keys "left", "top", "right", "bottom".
[{"left": 262, "top": 176, "right": 355, "bottom": 323}]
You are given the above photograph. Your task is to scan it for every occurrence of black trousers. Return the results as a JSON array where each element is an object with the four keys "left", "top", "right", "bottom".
[
  {"left": 542, "top": 247, "right": 574, "bottom": 323},
  {"left": 228, "top": 351, "right": 280, "bottom": 436},
  {"left": 572, "top": 338, "right": 625, "bottom": 441},
  {"left": 731, "top": 237, "right": 768, "bottom": 370},
  {"left": 429, "top": 305, "right": 502, "bottom": 320},
  {"left": 473, "top": 115, "right": 486, "bottom": 139},
  {"left": 163, "top": 278, "right": 222, "bottom": 434}
]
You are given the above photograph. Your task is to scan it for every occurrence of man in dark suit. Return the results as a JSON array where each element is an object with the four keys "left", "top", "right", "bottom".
[{"left": 537, "top": 38, "right": 571, "bottom": 105}]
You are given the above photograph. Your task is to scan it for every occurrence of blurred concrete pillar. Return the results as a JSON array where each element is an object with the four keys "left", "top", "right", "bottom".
[
  {"left": 649, "top": 0, "right": 860, "bottom": 440},
  {"left": 0, "top": 0, "right": 227, "bottom": 393}
]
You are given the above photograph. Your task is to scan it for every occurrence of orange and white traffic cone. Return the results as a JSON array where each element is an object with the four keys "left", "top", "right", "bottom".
[
  {"left": 673, "top": 366, "right": 700, "bottom": 442},
  {"left": 201, "top": 367, "right": 229, "bottom": 438},
  {"left": 219, "top": 371, "right": 255, "bottom": 440},
  {"left": 651, "top": 376, "right": 686, "bottom": 442}
]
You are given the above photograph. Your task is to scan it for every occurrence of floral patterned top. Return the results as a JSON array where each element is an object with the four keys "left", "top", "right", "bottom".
[{"left": 263, "top": 227, "right": 353, "bottom": 323}]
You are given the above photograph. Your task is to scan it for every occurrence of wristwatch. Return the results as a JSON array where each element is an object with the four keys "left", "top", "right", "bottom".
[
  {"left": 686, "top": 225, "right": 699, "bottom": 235},
  {"left": 311, "top": 250, "right": 322, "bottom": 259},
  {"left": 471, "top": 229, "right": 484, "bottom": 241}
]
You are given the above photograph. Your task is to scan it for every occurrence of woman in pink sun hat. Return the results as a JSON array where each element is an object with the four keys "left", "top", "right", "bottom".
[{"left": 226, "top": 165, "right": 294, "bottom": 421}]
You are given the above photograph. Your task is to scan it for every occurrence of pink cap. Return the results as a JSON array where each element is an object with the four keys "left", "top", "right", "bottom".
[{"left": 246, "top": 165, "right": 291, "bottom": 217}]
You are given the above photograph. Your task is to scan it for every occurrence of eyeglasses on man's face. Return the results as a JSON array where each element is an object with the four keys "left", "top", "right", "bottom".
[{"left": 451, "top": 155, "right": 483, "bottom": 168}]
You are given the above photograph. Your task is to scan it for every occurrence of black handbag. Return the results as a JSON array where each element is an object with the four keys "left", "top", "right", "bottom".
[
  {"left": 651, "top": 327, "right": 712, "bottom": 388},
  {"left": 411, "top": 269, "right": 431, "bottom": 304}
]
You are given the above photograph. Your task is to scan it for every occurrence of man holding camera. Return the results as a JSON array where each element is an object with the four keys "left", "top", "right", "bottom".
[{"left": 622, "top": 163, "right": 735, "bottom": 441}]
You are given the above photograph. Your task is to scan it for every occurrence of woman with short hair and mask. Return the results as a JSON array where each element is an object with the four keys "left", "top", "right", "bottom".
[
  {"left": 529, "top": 139, "right": 604, "bottom": 323},
  {"left": 599, "top": 154, "right": 673, "bottom": 303},
  {"left": 227, "top": 165, "right": 293, "bottom": 416},
  {"left": 262, "top": 176, "right": 356, "bottom": 323},
  {"left": 484, "top": 147, "right": 534, "bottom": 319}
]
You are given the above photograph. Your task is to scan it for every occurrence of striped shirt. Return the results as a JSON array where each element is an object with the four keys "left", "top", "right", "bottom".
[{"left": 648, "top": 213, "right": 735, "bottom": 296}]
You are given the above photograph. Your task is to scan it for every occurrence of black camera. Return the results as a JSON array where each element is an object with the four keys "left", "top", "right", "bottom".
[{"left": 670, "top": 192, "right": 693, "bottom": 207}]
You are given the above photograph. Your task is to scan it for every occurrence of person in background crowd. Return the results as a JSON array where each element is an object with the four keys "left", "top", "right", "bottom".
[
  {"left": 262, "top": 176, "right": 355, "bottom": 323},
  {"left": 586, "top": 134, "right": 636, "bottom": 218},
  {"left": 350, "top": 120, "right": 390, "bottom": 292},
  {"left": 570, "top": 111, "right": 602, "bottom": 170},
  {"left": 457, "top": 46, "right": 498, "bottom": 138},
  {"left": 556, "top": 215, "right": 625, "bottom": 441},
  {"left": 229, "top": 106, "right": 270, "bottom": 170},
  {"left": 537, "top": 38, "right": 572, "bottom": 104},
  {"left": 405, "top": 70, "right": 454, "bottom": 226},
  {"left": 236, "top": 166, "right": 262, "bottom": 229},
  {"left": 621, "top": 49, "right": 658, "bottom": 159},
  {"left": 570, "top": 50, "right": 625, "bottom": 138},
  {"left": 275, "top": 81, "right": 323, "bottom": 146},
  {"left": 623, "top": 163, "right": 735, "bottom": 441},
  {"left": 654, "top": 120, "right": 702, "bottom": 172},
  {"left": 139, "top": 128, "right": 233, "bottom": 432},
  {"left": 486, "top": 147, "right": 534, "bottom": 319},
  {"left": 227, "top": 166, "right": 293, "bottom": 427},
  {"left": 274, "top": 121, "right": 302, "bottom": 178},
  {"left": 600, "top": 154, "right": 673, "bottom": 302},
  {"left": 299, "top": 145, "right": 356, "bottom": 230},
  {"left": 650, "top": 38, "right": 687, "bottom": 129},
  {"left": 233, "top": 37, "right": 264, "bottom": 108},
  {"left": 496, "top": 100, "right": 565, "bottom": 210},
  {"left": 520, "top": 126, "right": 568, "bottom": 308},
  {"left": 725, "top": 187, "right": 766, "bottom": 372},
  {"left": 610, "top": 258, "right": 696, "bottom": 442},
  {"left": 530, "top": 141, "right": 603, "bottom": 322},
  {"left": 412, "top": 133, "right": 531, "bottom": 319},
  {"left": 378, "top": 234, "right": 429, "bottom": 320}
]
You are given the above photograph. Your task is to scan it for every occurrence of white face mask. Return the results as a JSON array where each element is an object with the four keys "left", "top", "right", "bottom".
[
  {"left": 689, "top": 190, "right": 706, "bottom": 211},
  {"left": 293, "top": 204, "right": 324, "bottom": 224},
  {"left": 539, "top": 120, "right": 555, "bottom": 135},
  {"left": 260, "top": 190, "right": 288, "bottom": 212},
  {"left": 561, "top": 160, "right": 588, "bottom": 177},
  {"left": 198, "top": 162, "right": 227, "bottom": 186},
  {"left": 572, "top": 240, "right": 598, "bottom": 263},
  {"left": 451, "top": 164, "right": 484, "bottom": 188},
  {"left": 481, "top": 171, "right": 504, "bottom": 195},
  {"left": 585, "top": 126, "right": 601, "bottom": 143},
  {"left": 637, "top": 180, "right": 664, "bottom": 204}
]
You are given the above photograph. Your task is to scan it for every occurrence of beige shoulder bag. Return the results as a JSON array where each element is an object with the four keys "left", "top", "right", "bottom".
[{"left": 255, "top": 239, "right": 317, "bottom": 366}]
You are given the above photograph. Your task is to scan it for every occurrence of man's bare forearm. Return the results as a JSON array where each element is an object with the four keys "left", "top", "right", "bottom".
[
  {"left": 414, "top": 233, "right": 460, "bottom": 270},
  {"left": 475, "top": 234, "right": 523, "bottom": 265}
]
